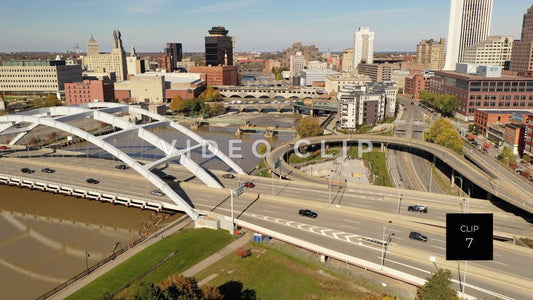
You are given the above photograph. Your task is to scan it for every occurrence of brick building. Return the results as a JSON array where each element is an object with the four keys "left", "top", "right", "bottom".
[
  {"left": 473, "top": 109, "right": 533, "bottom": 136},
  {"left": 429, "top": 63, "right": 533, "bottom": 120},
  {"left": 524, "top": 115, "right": 533, "bottom": 157},
  {"left": 405, "top": 71, "right": 433, "bottom": 100},
  {"left": 189, "top": 65, "right": 238, "bottom": 85},
  {"left": 65, "top": 80, "right": 114, "bottom": 105}
]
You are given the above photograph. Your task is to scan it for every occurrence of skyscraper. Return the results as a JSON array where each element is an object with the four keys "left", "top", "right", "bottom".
[
  {"left": 444, "top": 0, "right": 493, "bottom": 70},
  {"left": 353, "top": 27, "right": 374, "bottom": 71},
  {"left": 509, "top": 5, "right": 533, "bottom": 75},
  {"left": 416, "top": 38, "right": 446, "bottom": 70},
  {"left": 83, "top": 30, "right": 127, "bottom": 81},
  {"left": 165, "top": 43, "right": 183, "bottom": 71},
  {"left": 205, "top": 26, "right": 233, "bottom": 66}
]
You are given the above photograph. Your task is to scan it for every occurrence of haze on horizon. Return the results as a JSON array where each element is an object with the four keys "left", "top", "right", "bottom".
[{"left": 0, "top": 0, "right": 530, "bottom": 53}]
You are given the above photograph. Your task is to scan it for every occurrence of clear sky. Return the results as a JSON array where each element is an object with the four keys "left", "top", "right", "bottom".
[{"left": 0, "top": 0, "right": 531, "bottom": 53}]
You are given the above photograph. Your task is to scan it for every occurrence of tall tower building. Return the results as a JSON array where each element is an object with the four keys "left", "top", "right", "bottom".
[
  {"left": 84, "top": 30, "right": 127, "bottom": 81},
  {"left": 444, "top": 0, "right": 493, "bottom": 70},
  {"left": 87, "top": 35, "right": 99, "bottom": 56},
  {"left": 416, "top": 38, "right": 446, "bottom": 70},
  {"left": 463, "top": 35, "right": 513, "bottom": 67},
  {"left": 353, "top": 27, "right": 374, "bottom": 70},
  {"left": 205, "top": 26, "right": 233, "bottom": 66},
  {"left": 510, "top": 5, "right": 533, "bottom": 75},
  {"left": 165, "top": 43, "right": 183, "bottom": 71},
  {"left": 289, "top": 52, "right": 305, "bottom": 75}
]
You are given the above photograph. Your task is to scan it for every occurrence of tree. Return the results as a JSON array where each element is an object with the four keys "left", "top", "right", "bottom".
[
  {"left": 522, "top": 154, "right": 531, "bottom": 164},
  {"left": 201, "top": 285, "right": 223, "bottom": 300},
  {"left": 425, "top": 118, "right": 463, "bottom": 153},
  {"left": 169, "top": 95, "right": 187, "bottom": 112},
  {"left": 498, "top": 147, "right": 516, "bottom": 165},
  {"left": 198, "top": 85, "right": 222, "bottom": 101},
  {"left": 416, "top": 268, "right": 458, "bottom": 300},
  {"left": 296, "top": 117, "right": 322, "bottom": 138},
  {"left": 208, "top": 102, "right": 226, "bottom": 117}
]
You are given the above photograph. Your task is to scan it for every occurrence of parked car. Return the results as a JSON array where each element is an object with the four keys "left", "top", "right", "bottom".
[
  {"left": 151, "top": 190, "right": 165, "bottom": 196},
  {"left": 21, "top": 168, "right": 35, "bottom": 174},
  {"left": 41, "top": 168, "right": 55, "bottom": 173},
  {"left": 0, "top": 146, "right": 8, "bottom": 150},
  {"left": 408, "top": 205, "right": 428, "bottom": 213},
  {"left": 409, "top": 231, "right": 428, "bottom": 242},
  {"left": 115, "top": 164, "right": 129, "bottom": 170},
  {"left": 86, "top": 178, "right": 99, "bottom": 184},
  {"left": 244, "top": 181, "right": 255, "bottom": 188},
  {"left": 298, "top": 209, "right": 318, "bottom": 218},
  {"left": 222, "top": 173, "right": 235, "bottom": 179}
]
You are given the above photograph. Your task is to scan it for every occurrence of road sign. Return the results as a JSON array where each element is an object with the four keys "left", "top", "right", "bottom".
[
  {"left": 274, "top": 158, "right": 281, "bottom": 169},
  {"left": 233, "top": 183, "right": 244, "bottom": 197},
  {"left": 446, "top": 213, "right": 493, "bottom": 260}
]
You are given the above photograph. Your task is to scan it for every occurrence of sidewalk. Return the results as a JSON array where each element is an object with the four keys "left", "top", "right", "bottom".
[
  {"left": 50, "top": 215, "right": 192, "bottom": 300},
  {"left": 182, "top": 231, "right": 252, "bottom": 284}
]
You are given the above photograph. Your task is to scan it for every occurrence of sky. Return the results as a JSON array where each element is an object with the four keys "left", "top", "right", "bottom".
[{"left": 0, "top": 0, "right": 531, "bottom": 53}]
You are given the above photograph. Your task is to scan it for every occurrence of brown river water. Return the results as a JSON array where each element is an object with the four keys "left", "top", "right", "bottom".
[{"left": 0, "top": 184, "right": 181, "bottom": 299}]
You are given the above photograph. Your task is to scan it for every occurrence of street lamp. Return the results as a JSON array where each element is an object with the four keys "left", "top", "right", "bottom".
[
  {"left": 455, "top": 176, "right": 464, "bottom": 197},
  {"left": 380, "top": 220, "right": 394, "bottom": 270},
  {"left": 85, "top": 251, "right": 90, "bottom": 275},
  {"left": 397, "top": 180, "right": 403, "bottom": 215}
]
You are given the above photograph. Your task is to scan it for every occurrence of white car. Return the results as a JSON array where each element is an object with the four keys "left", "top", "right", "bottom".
[{"left": 151, "top": 190, "right": 165, "bottom": 196}]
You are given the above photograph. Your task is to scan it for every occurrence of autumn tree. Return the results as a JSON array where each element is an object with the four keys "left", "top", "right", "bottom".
[
  {"left": 425, "top": 118, "right": 463, "bottom": 153},
  {"left": 419, "top": 91, "right": 458, "bottom": 117},
  {"left": 208, "top": 102, "right": 226, "bottom": 117},
  {"left": 522, "top": 154, "right": 531, "bottom": 164},
  {"left": 198, "top": 85, "right": 222, "bottom": 101},
  {"left": 169, "top": 95, "right": 187, "bottom": 112},
  {"left": 416, "top": 268, "right": 458, "bottom": 300},
  {"left": 296, "top": 117, "right": 323, "bottom": 138}
]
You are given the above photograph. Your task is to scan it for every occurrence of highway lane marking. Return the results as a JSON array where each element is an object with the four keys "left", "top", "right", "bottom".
[
  {"left": 431, "top": 238, "right": 445, "bottom": 243},
  {"left": 431, "top": 245, "right": 446, "bottom": 250},
  {"left": 342, "top": 219, "right": 360, "bottom": 224},
  {"left": 340, "top": 224, "right": 357, "bottom": 230},
  {"left": 491, "top": 261, "right": 508, "bottom": 266}
]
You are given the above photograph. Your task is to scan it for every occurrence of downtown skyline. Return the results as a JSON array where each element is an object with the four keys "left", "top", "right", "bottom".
[{"left": 0, "top": 0, "right": 532, "bottom": 53}]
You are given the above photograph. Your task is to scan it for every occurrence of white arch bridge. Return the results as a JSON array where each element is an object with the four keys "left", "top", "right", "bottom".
[{"left": 0, "top": 103, "right": 247, "bottom": 221}]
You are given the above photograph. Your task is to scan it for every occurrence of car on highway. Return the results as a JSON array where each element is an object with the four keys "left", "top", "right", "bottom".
[
  {"left": 408, "top": 205, "right": 428, "bottom": 213},
  {"left": 41, "top": 168, "right": 55, "bottom": 173},
  {"left": 21, "top": 168, "right": 35, "bottom": 174},
  {"left": 0, "top": 145, "right": 8, "bottom": 150},
  {"left": 115, "top": 164, "right": 129, "bottom": 170},
  {"left": 298, "top": 209, "right": 318, "bottom": 219},
  {"left": 409, "top": 231, "right": 428, "bottom": 242},
  {"left": 243, "top": 181, "right": 255, "bottom": 188},
  {"left": 222, "top": 173, "right": 235, "bottom": 179},
  {"left": 151, "top": 189, "right": 165, "bottom": 196},
  {"left": 86, "top": 178, "right": 99, "bottom": 184}
]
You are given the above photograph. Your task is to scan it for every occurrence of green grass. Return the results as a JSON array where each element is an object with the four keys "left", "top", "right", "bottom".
[
  {"left": 348, "top": 147, "right": 392, "bottom": 187},
  {"left": 67, "top": 228, "right": 233, "bottom": 300},
  {"left": 194, "top": 243, "right": 376, "bottom": 299}
]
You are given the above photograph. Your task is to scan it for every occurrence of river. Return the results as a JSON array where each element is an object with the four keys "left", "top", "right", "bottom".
[{"left": 0, "top": 112, "right": 299, "bottom": 299}]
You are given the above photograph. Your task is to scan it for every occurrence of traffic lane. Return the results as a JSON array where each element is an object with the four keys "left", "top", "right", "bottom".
[{"left": 237, "top": 212, "right": 526, "bottom": 300}]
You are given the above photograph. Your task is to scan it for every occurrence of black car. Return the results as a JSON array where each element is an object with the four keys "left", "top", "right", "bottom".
[
  {"left": 409, "top": 231, "right": 428, "bottom": 242},
  {"left": 86, "top": 178, "right": 100, "bottom": 184},
  {"left": 41, "top": 168, "right": 55, "bottom": 173},
  {"left": 408, "top": 205, "right": 428, "bottom": 213},
  {"left": 115, "top": 164, "right": 129, "bottom": 170},
  {"left": 298, "top": 209, "right": 318, "bottom": 219},
  {"left": 21, "top": 168, "right": 35, "bottom": 174},
  {"left": 222, "top": 173, "right": 235, "bottom": 179}
]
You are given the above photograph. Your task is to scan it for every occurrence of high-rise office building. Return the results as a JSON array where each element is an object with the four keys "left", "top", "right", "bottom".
[
  {"left": 290, "top": 52, "right": 305, "bottom": 75},
  {"left": 463, "top": 36, "right": 513, "bottom": 67},
  {"left": 83, "top": 30, "right": 128, "bottom": 81},
  {"left": 205, "top": 26, "right": 233, "bottom": 66},
  {"left": 165, "top": 43, "right": 183, "bottom": 71},
  {"left": 353, "top": 27, "right": 374, "bottom": 70},
  {"left": 510, "top": 5, "right": 533, "bottom": 75},
  {"left": 416, "top": 38, "right": 446, "bottom": 70},
  {"left": 444, "top": 0, "right": 493, "bottom": 70}
]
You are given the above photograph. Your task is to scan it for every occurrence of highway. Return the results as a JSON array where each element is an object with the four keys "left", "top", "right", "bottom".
[{"left": 1, "top": 155, "right": 532, "bottom": 299}]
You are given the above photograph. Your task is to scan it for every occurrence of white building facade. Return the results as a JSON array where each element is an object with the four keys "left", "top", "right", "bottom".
[
  {"left": 353, "top": 27, "right": 374, "bottom": 71},
  {"left": 463, "top": 35, "right": 513, "bottom": 67},
  {"left": 338, "top": 82, "right": 397, "bottom": 129},
  {"left": 444, "top": 0, "right": 493, "bottom": 70}
]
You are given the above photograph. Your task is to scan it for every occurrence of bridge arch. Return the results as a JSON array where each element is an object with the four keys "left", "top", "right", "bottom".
[{"left": 0, "top": 103, "right": 247, "bottom": 220}]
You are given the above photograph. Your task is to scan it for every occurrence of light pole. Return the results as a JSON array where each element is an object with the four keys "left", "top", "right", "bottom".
[
  {"left": 380, "top": 220, "right": 394, "bottom": 270},
  {"left": 428, "top": 163, "right": 434, "bottom": 192},
  {"left": 397, "top": 180, "right": 402, "bottom": 215},
  {"left": 455, "top": 176, "right": 464, "bottom": 197},
  {"left": 328, "top": 175, "right": 332, "bottom": 204},
  {"left": 85, "top": 251, "right": 90, "bottom": 275}
]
